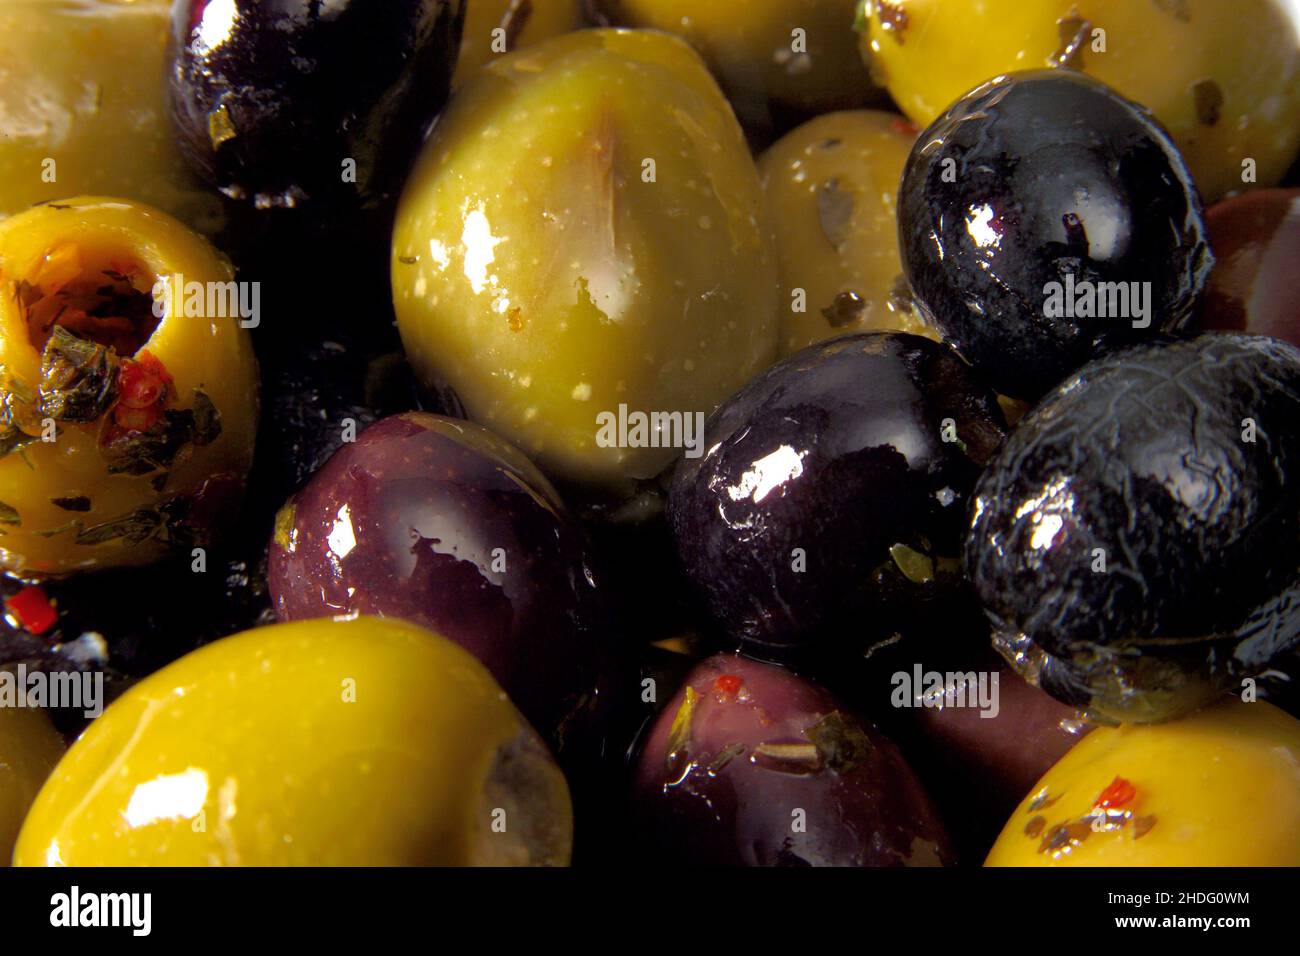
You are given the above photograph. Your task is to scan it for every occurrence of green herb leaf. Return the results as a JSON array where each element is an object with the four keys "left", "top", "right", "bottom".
[
  {"left": 816, "top": 178, "right": 855, "bottom": 250},
  {"left": 805, "top": 711, "right": 874, "bottom": 775},
  {"left": 0, "top": 500, "right": 20, "bottom": 526},
  {"left": 39, "top": 325, "right": 121, "bottom": 423},
  {"left": 74, "top": 508, "right": 162, "bottom": 546},
  {"left": 50, "top": 495, "right": 92, "bottom": 512},
  {"left": 189, "top": 390, "right": 222, "bottom": 445}
]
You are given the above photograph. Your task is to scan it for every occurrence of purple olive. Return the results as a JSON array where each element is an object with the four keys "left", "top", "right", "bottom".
[
  {"left": 1202, "top": 188, "right": 1300, "bottom": 345},
  {"left": 631, "top": 653, "right": 952, "bottom": 866},
  {"left": 267, "top": 412, "right": 616, "bottom": 754}
]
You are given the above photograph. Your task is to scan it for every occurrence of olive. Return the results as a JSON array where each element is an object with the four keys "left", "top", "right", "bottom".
[
  {"left": 0, "top": 0, "right": 222, "bottom": 234},
  {"left": 267, "top": 412, "right": 617, "bottom": 755},
  {"left": 597, "top": 0, "right": 881, "bottom": 138},
  {"left": 967, "top": 333, "right": 1300, "bottom": 724},
  {"left": 986, "top": 699, "right": 1300, "bottom": 866},
  {"left": 452, "top": 0, "right": 585, "bottom": 88},
  {"left": 166, "top": 0, "right": 465, "bottom": 212},
  {"left": 668, "top": 332, "right": 1006, "bottom": 656},
  {"left": 859, "top": 0, "right": 1300, "bottom": 204},
  {"left": 630, "top": 652, "right": 951, "bottom": 866},
  {"left": 757, "top": 110, "right": 934, "bottom": 357},
  {"left": 0, "top": 706, "right": 65, "bottom": 865},
  {"left": 0, "top": 197, "right": 258, "bottom": 577},
  {"left": 392, "top": 29, "right": 779, "bottom": 498},
  {"left": 1202, "top": 188, "right": 1300, "bottom": 346},
  {"left": 898, "top": 70, "right": 1212, "bottom": 400},
  {"left": 14, "top": 617, "right": 572, "bottom": 866}
]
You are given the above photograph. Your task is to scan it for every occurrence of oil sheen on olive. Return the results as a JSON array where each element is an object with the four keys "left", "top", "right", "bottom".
[
  {"left": 967, "top": 333, "right": 1300, "bottom": 724},
  {"left": 898, "top": 70, "right": 1212, "bottom": 400},
  {"left": 167, "top": 0, "right": 465, "bottom": 210},
  {"left": 268, "top": 412, "right": 614, "bottom": 754},
  {"left": 668, "top": 332, "right": 1006, "bottom": 654},
  {"left": 391, "top": 29, "right": 780, "bottom": 497},
  {"left": 860, "top": 0, "right": 1300, "bottom": 204},
  {"left": 0, "top": 197, "right": 258, "bottom": 577},
  {"left": 986, "top": 699, "right": 1300, "bottom": 867},
  {"left": 0, "top": 0, "right": 222, "bottom": 233},
  {"left": 631, "top": 653, "right": 952, "bottom": 866},
  {"left": 14, "top": 617, "right": 573, "bottom": 866}
]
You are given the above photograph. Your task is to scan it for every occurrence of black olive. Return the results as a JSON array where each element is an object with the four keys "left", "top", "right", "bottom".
[
  {"left": 167, "top": 0, "right": 465, "bottom": 212},
  {"left": 668, "top": 331, "right": 1007, "bottom": 657},
  {"left": 967, "top": 332, "right": 1300, "bottom": 722},
  {"left": 898, "top": 69, "right": 1212, "bottom": 400}
]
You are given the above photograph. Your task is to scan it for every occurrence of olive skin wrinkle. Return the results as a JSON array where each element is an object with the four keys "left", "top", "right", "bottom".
[{"left": 967, "top": 333, "right": 1300, "bottom": 723}]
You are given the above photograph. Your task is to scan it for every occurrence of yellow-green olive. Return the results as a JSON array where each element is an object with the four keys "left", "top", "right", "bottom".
[
  {"left": 0, "top": 197, "right": 258, "bottom": 576},
  {"left": 452, "top": 0, "right": 587, "bottom": 88},
  {"left": 0, "top": 0, "right": 223, "bottom": 233},
  {"left": 758, "top": 110, "right": 935, "bottom": 357},
  {"left": 601, "top": 0, "right": 880, "bottom": 130},
  {"left": 859, "top": 0, "right": 1300, "bottom": 204},
  {"left": 392, "top": 29, "right": 779, "bottom": 496},
  {"left": 0, "top": 704, "right": 65, "bottom": 866},
  {"left": 14, "top": 616, "right": 573, "bottom": 866},
  {"left": 986, "top": 699, "right": 1300, "bottom": 867}
]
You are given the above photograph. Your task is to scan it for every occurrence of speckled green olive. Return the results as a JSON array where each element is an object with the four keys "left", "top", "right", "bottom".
[
  {"left": 600, "top": 0, "right": 880, "bottom": 134},
  {"left": 0, "top": 704, "right": 64, "bottom": 866},
  {"left": 758, "top": 110, "right": 935, "bottom": 357},
  {"left": 859, "top": 0, "right": 1300, "bottom": 204},
  {"left": 14, "top": 617, "right": 573, "bottom": 866},
  {"left": 392, "top": 29, "right": 779, "bottom": 496},
  {"left": 452, "top": 0, "right": 586, "bottom": 88},
  {"left": 0, "top": 0, "right": 222, "bottom": 233},
  {"left": 0, "top": 197, "right": 258, "bottom": 577}
]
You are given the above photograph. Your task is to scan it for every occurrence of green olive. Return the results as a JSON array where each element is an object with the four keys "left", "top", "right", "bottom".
[
  {"left": 600, "top": 0, "right": 880, "bottom": 132},
  {"left": 392, "top": 29, "right": 780, "bottom": 497},
  {"left": 0, "top": 197, "right": 258, "bottom": 577},
  {"left": 452, "top": 0, "right": 587, "bottom": 88},
  {"left": 0, "top": 704, "right": 64, "bottom": 866},
  {"left": 859, "top": 0, "right": 1300, "bottom": 204},
  {"left": 14, "top": 616, "right": 573, "bottom": 866},
  {"left": 0, "top": 0, "right": 223, "bottom": 233},
  {"left": 758, "top": 110, "right": 935, "bottom": 357}
]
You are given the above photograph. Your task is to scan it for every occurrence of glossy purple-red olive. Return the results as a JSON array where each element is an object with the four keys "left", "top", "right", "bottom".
[
  {"left": 1202, "top": 188, "right": 1300, "bottom": 345},
  {"left": 631, "top": 653, "right": 953, "bottom": 866},
  {"left": 168, "top": 0, "right": 465, "bottom": 211},
  {"left": 668, "top": 332, "right": 1006, "bottom": 656},
  {"left": 267, "top": 412, "right": 615, "bottom": 753},
  {"left": 899, "top": 70, "right": 1212, "bottom": 399}
]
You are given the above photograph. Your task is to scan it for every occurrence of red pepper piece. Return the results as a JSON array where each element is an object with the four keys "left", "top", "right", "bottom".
[
  {"left": 5, "top": 585, "right": 58, "bottom": 635},
  {"left": 713, "top": 674, "right": 743, "bottom": 697},
  {"left": 1094, "top": 776, "right": 1137, "bottom": 810}
]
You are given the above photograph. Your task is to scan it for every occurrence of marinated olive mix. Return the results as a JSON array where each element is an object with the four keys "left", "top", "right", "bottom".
[
  {"left": 452, "top": 0, "right": 586, "bottom": 88},
  {"left": 631, "top": 653, "right": 952, "bottom": 866},
  {"left": 967, "top": 334, "right": 1300, "bottom": 723},
  {"left": 0, "top": 198, "right": 257, "bottom": 576},
  {"left": 758, "top": 110, "right": 934, "bottom": 357},
  {"left": 15, "top": 617, "right": 572, "bottom": 866},
  {"left": 268, "top": 412, "right": 615, "bottom": 754},
  {"left": 986, "top": 699, "right": 1300, "bottom": 867},
  {"left": 898, "top": 70, "right": 1211, "bottom": 400},
  {"left": 167, "top": 0, "right": 465, "bottom": 211},
  {"left": 1202, "top": 188, "right": 1300, "bottom": 346},
  {"left": 859, "top": 0, "right": 1300, "bottom": 204},
  {"left": 0, "top": 706, "right": 64, "bottom": 866},
  {"left": 392, "top": 29, "right": 780, "bottom": 497},
  {"left": 669, "top": 332, "right": 1006, "bottom": 654},
  {"left": 598, "top": 0, "right": 880, "bottom": 136},
  {"left": 0, "top": 0, "right": 222, "bottom": 234}
]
